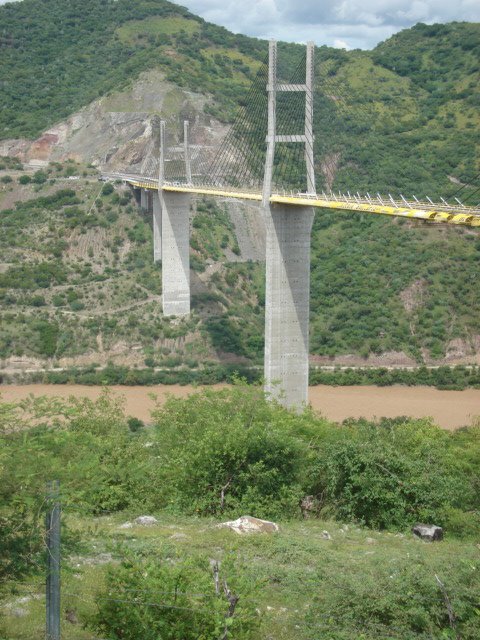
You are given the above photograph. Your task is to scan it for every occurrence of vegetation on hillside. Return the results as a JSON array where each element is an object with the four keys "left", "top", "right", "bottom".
[
  {"left": 1, "top": 1, "right": 479, "bottom": 202},
  {"left": 1, "top": 164, "right": 479, "bottom": 367},
  {"left": 0, "top": 3, "right": 479, "bottom": 365},
  {"left": 1, "top": 388, "right": 479, "bottom": 638},
  {"left": 0, "top": 0, "right": 273, "bottom": 138}
]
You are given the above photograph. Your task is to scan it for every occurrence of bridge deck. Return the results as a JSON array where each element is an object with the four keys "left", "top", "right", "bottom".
[{"left": 112, "top": 174, "right": 480, "bottom": 228}]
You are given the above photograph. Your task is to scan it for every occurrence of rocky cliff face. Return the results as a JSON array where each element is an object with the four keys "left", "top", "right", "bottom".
[{"left": 0, "top": 69, "right": 227, "bottom": 174}]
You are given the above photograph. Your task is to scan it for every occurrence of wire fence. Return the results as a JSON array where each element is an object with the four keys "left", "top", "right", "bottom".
[{"left": 1, "top": 482, "right": 470, "bottom": 640}]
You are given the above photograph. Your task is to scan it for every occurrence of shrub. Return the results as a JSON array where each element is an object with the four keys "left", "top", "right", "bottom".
[
  {"left": 314, "top": 418, "right": 468, "bottom": 530},
  {"left": 305, "top": 550, "right": 480, "bottom": 639},
  {"left": 93, "top": 554, "right": 259, "bottom": 640},
  {"left": 127, "top": 416, "right": 144, "bottom": 432},
  {"left": 18, "top": 174, "right": 31, "bottom": 184},
  {"left": 32, "top": 170, "right": 47, "bottom": 184},
  {"left": 101, "top": 182, "right": 114, "bottom": 196},
  {"left": 152, "top": 385, "right": 320, "bottom": 519}
]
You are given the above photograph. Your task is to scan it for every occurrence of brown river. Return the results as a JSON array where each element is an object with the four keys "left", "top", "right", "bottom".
[{"left": 1, "top": 384, "right": 479, "bottom": 429}]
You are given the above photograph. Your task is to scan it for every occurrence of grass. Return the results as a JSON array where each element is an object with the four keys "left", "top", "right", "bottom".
[
  {"left": 116, "top": 16, "right": 201, "bottom": 43},
  {"left": 2, "top": 512, "right": 478, "bottom": 639}
]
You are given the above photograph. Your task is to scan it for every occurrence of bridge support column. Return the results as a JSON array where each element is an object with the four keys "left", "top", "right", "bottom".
[
  {"left": 140, "top": 189, "right": 148, "bottom": 212},
  {"left": 161, "top": 191, "right": 190, "bottom": 316},
  {"left": 152, "top": 191, "right": 162, "bottom": 262},
  {"left": 264, "top": 203, "right": 314, "bottom": 408}
]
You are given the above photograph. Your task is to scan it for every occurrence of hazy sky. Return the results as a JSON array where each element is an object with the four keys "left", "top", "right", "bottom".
[
  {"left": 181, "top": 0, "right": 480, "bottom": 49},
  {"left": 0, "top": 0, "right": 479, "bottom": 49}
]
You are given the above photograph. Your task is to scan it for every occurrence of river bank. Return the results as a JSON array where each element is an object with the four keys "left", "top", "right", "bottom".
[{"left": 1, "top": 383, "right": 479, "bottom": 429}]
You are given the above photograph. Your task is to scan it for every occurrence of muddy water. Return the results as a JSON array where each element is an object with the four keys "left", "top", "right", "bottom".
[{"left": 1, "top": 384, "right": 479, "bottom": 430}]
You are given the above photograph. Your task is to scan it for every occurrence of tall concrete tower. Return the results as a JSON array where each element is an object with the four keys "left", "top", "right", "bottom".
[{"left": 263, "top": 41, "right": 316, "bottom": 408}]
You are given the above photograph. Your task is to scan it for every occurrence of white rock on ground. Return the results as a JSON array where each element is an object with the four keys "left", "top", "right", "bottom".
[
  {"left": 134, "top": 515, "right": 159, "bottom": 526},
  {"left": 217, "top": 515, "right": 279, "bottom": 535},
  {"left": 412, "top": 523, "right": 443, "bottom": 541}
]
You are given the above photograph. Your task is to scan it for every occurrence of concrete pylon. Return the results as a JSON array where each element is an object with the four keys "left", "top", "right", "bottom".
[
  {"left": 261, "top": 40, "right": 316, "bottom": 408},
  {"left": 264, "top": 203, "right": 314, "bottom": 408},
  {"left": 161, "top": 191, "right": 191, "bottom": 316},
  {"left": 140, "top": 188, "right": 148, "bottom": 211},
  {"left": 152, "top": 191, "right": 162, "bottom": 262}
]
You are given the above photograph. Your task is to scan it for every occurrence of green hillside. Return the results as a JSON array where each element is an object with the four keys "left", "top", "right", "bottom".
[
  {"left": 0, "top": 167, "right": 478, "bottom": 373},
  {"left": 0, "top": 0, "right": 479, "bottom": 370},
  {"left": 1, "top": 1, "right": 479, "bottom": 197},
  {"left": 0, "top": 0, "right": 274, "bottom": 137}
]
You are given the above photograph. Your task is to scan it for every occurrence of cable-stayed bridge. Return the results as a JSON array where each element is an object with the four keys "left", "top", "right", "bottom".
[{"left": 111, "top": 41, "right": 480, "bottom": 408}]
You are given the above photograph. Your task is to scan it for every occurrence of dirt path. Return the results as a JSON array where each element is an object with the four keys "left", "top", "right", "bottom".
[{"left": 1, "top": 384, "right": 479, "bottom": 429}]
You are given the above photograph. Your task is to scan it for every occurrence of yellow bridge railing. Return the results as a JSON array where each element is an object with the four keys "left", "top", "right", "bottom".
[{"left": 110, "top": 174, "right": 480, "bottom": 228}]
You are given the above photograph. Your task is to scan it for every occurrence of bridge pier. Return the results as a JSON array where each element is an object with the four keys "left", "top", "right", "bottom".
[
  {"left": 152, "top": 191, "right": 162, "bottom": 262},
  {"left": 161, "top": 191, "right": 191, "bottom": 316},
  {"left": 264, "top": 203, "right": 314, "bottom": 408},
  {"left": 140, "top": 188, "right": 149, "bottom": 212}
]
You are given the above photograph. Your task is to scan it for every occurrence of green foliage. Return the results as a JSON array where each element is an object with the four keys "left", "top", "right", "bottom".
[
  {"left": 152, "top": 385, "right": 325, "bottom": 519},
  {"left": 0, "top": 0, "right": 269, "bottom": 138},
  {"left": 127, "top": 416, "right": 144, "bottom": 432},
  {"left": 305, "top": 550, "right": 480, "bottom": 639},
  {"left": 93, "top": 554, "right": 258, "bottom": 640},
  {"left": 0, "top": 392, "right": 156, "bottom": 517},
  {"left": 309, "top": 365, "right": 480, "bottom": 390},
  {"left": 101, "top": 182, "right": 114, "bottom": 196},
  {"left": 32, "top": 170, "right": 47, "bottom": 184},
  {"left": 39, "top": 363, "right": 260, "bottom": 385},
  {"left": 35, "top": 320, "right": 59, "bottom": 356},
  {"left": 314, "top": 418, "right": 467, "bottom": 530},
  {"left": 191, "top": 198, "right": 238, "bottom": 260},
  {"left": 0, "top": 385, "right": 479, "bottom": 618},
  {"left": 0, "top": 261, "right": 67, "bottom": 290},
  {"left": 309, "top": 214, "right": 480, "bottom": 360},
  {"left": 0, "top": 156, "right": 22, "bottom": 170}
]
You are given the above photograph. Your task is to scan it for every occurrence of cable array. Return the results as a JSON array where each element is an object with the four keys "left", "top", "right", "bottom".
[{"left": 152, "top": 49, "right": 479, "bottom": 208}]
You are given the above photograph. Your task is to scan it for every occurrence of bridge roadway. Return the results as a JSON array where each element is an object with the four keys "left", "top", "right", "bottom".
[{"left": 110, "top": 173, "right": 480, "bottom": 228}]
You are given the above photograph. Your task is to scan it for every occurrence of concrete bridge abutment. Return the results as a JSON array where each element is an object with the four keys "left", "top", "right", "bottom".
[
  {"left": 161, "top": 191, "right": 191, "bottom": 316},
  {"left": 264, "top": 203, "right": 314, "bottom": 408}
]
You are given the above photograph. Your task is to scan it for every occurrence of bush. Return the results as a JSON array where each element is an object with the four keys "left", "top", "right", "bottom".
[
  {"left": 32, "top": 170, "right": 47, "bottom": 184},
  {"left": 305, "top": 549, "right": 480, "bottom": 639},
  {"left": 314, "top": 418, "right": 468, "bottom": 530},
  {"left": 127, "top": 416, "right": 144, "bottom": 432},
  {"left": 101, "top": 182, "right": 114, "bottom": 196},
  {"left": 93, "top": 554, "right": 258, "bottom": 640},
  {"left": 152, "top": 385, "right": 320, "bottom": 519},
  {"left": 18, "top": 174, "right": 31, "bottom": 184}
]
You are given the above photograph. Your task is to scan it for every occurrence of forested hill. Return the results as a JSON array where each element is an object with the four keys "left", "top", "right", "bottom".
[
  {"left": 0, "top": 1, "right": 479, "bottom": 370},
  {"left": 0, "top": 0, "right": 273, "bottom": 138},
  {"left": 1, "top": 1, "right": 479, "bottom": 198}
]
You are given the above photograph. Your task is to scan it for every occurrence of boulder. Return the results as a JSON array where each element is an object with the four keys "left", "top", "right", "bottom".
[
  {"left": 412, "top": 523, "right": 443, "bottom": 542},
  {"left": 218, "top": 516, "right": 279, "bottom": 535},
  {"left": 134, "top": 515, "right": 158, "bottom": 526}
]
